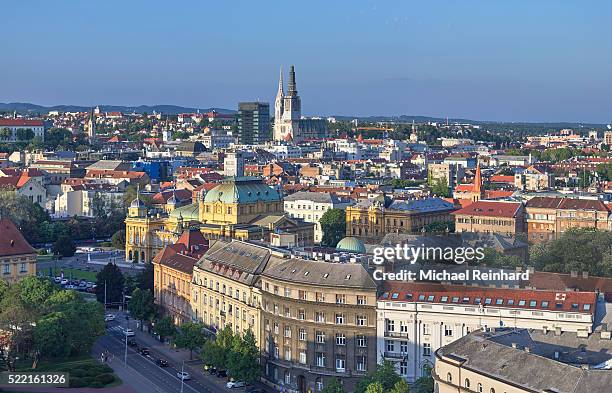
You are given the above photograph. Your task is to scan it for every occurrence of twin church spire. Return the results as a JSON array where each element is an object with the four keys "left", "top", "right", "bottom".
[{"left": 273, "top": 65, "right": 301, "bottom": 141}]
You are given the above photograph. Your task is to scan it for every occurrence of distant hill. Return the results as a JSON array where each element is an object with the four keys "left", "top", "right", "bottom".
[{"left": 0, "top": 102, "right": 235, "bottom": 115}]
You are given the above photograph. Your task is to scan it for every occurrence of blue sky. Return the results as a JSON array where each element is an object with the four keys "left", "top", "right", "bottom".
[{"left": 1, "top": 1, "right": 611, "bottom": 123}]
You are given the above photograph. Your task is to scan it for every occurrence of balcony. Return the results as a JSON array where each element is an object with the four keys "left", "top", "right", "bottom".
[
  {"left": 384, "top": 351, "right": 407, "bottom": 360},
  {"left": 384, "top": 331, "right": 409, "bottom": 338}
]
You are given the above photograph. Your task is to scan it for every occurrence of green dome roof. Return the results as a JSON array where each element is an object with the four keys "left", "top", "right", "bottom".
[
  {"left": 336, "top": 237, "right": 366, "bottom": 254},
  {"left": 169, "top": 203, "right": 199, "bottom": 221},
  {"left": 203, "top": 177, "right": 282, "bottom": 204}
]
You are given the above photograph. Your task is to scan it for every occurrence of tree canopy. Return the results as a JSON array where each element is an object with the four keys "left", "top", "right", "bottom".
[
  {"left": 320, "top": 208, "right": 346, "bottom": 247},
  {"left": 95, "top": 263, "right": 125, "bottom": 304}
]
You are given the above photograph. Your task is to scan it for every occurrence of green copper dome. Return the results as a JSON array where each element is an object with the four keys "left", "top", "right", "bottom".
[
  {"left": 336, "top": 237, "right": 366, "bottom": 254},
  {"left": 169, "top": 203, "right": 199, "bottom": 221},
  {"left": 203, "top": 177, "right": 282, "bottom": 204}
]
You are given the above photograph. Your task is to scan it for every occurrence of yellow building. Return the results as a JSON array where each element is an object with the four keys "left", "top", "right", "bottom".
[
  {"left": 0, "top": 218, "right": 37, "bottom": 283},
  {"left": 126, "top": 177, "right": 314, "bottom": 263},
  {"left": 191, "top": 240, "right": 274, "bottom": 347},
  {"left": 345, "top": 196, "right": 456, "bottom": 242}
]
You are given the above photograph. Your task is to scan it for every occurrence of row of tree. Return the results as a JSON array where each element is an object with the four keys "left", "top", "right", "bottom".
[{"left": 0, "top": 277, "right": 105, "bottom": 370}]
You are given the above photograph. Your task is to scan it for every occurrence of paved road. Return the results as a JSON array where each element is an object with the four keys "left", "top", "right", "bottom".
[
  {"left": 37, "top": 250, "right": 142, "bottom": 276},
  {"left": 98, "top": 317, "right": 243, "bottom": 393}
]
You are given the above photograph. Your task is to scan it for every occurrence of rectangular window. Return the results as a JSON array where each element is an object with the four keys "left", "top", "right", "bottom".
[
  {"left": 299, "top": 290, "right": 307, "bottom": 300},
  {"left": 335, "top": 357, "right": 346, "bottom": 372},
  {"left": 298, "top": 309, "right": 305, "bottom": 320},
  {"left": 445, "top": 326, "right": 453, "bottom": 337},
  {"left": 400, "top": 361, "right": 408, "bottom": 375},
  {"left": 335, "top": 313, "right": 344, "bottom": 325},
  {"left": 299, "top": 351, "right": 307, "bottom": 364},
  {"left": 356, "top": 356, "right": 366, "bottom": 372},
  {"left": 423, "top": 343, "right": 431, "bottom": 356},
  {"left": 357, "top": 295, "right": 366, "bottom": 305},
  {"left": 386, "top": 340, "right": 395, "bottom": 352},
  {"left": 315, "top": 312, "right": 325, "bottom": 323},
  {"left": 284, "top": 326, "right": 292, "bottom": 338},
  {"left": 284, "top": 288, "right": 291, "bottom": 297},
  {"left": 356, "top": 315, "right": 366, "bottom": 326},
  {"left": 336, "top": 294, "right": 346, "bottom": 304},
  {"left": 356, "top": 335, "right": 366, "bottom": 347},
  {"left": 423, "top": 324, "right": 430, "bottom": 335},
  {"left": 316, "top": 292, "right": 325, "bottom": 302},
  {"left": 335, "top": 333, "right": 346, "bottom": 346},
  {"left": 386, "top": 319, "right": 395, "bottom": 332},
  {"left": 299, "top": 328, "right": 307, "bottom": 341},
  {"left": 316, "top": 331, "right": 325, "bottom": 344},
  {"left": 316, "top": 352, "right": 325, "bottom": 367}
]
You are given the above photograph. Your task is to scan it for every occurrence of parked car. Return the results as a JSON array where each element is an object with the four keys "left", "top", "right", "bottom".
[
  {"left": 226, "top": 381, "right": 246, "bottom": 388},
  {"left": 245, "top": 388, "right": 264, "bottom": 393},
  {"left": 209, "top": 367, "right": 217, "bottom": 375},
  {"left": 53, "top": 277, "right": 61, "bottom": 283},
  {"left": 216, "top": 369, "right": 227, "bottom": 378},
  {"left": 104, "top": 314, "right": 116, "bottom": 322},
  {"left": 60, "top": 279, "right": 68, "bottom": 285},
  {"left": 127, "top": 338, "right": 137, "bottom": 347},
  {"left": 156, "top": 358, "right": 168, "bottom": 367},
  {"left": 176, "top": 371, "right": 191, "bottom": 380},
  {"left": 139, "top": 347, "right": 150, "bottom": 356}
]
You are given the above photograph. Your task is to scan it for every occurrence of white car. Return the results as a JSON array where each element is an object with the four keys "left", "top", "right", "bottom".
[
  {"left": 60, "top": 279, "right": 68, "bottom": 285},
  {"left": 122, "top": 328, "right": 135, "bottom": 337},
  {"left": 104, "top": 314, "right": 115, "bottom": 322},
  {"left": 226, "top": 381, "right": 246, "bottom": 388},
  {"left": 177, "top": 371, "right": 191, "bottom": 380}
]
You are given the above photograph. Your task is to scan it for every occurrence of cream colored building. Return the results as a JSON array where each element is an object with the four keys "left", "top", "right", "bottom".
[
  {"left": 0, "top": 218, "right": 37, "bottom": 283},
  {"left": 191, "top": 240, "right": 272, "bottom": 346},
  {"left": 377, "top": 282, "right": 596, "bottom": 383}
]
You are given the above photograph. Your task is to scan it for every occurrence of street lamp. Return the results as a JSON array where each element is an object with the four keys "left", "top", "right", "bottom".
[{"left": 180, "top": 360, "right": 185, "bottom": 393}]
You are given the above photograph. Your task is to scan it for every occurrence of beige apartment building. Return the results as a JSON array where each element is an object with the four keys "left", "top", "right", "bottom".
[
  {"left": 190, "top": 240, "right": 272, "bottom": 346},
  {"left": 453, "top": 200, "right": 525, "bottom": 235},
  {"left": 260, "top": 258, "right": 377, "bottom": 393}
]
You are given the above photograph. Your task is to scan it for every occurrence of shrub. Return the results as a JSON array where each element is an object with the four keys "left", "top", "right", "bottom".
[
  {"left": 69, "top": 377, "right": 86, "bottom": 388},
  {"left": 95, "top": 373, "right": 115, "bottom": 385},
  {"left": 89, "top": 381, "right": 105, "bottom": 388},
  {"left": 70, "top": 369, "right": 86, "bottom": 378}
]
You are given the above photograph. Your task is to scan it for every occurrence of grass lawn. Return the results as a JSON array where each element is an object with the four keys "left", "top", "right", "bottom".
[{"left": 38, "top": 267, "right": 98, "bottom": 282}]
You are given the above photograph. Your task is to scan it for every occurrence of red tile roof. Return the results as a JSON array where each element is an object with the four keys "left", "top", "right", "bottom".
[
  {"left": 0, "top": 218, "right": 36, "bottom": 257},
  {"left": 379, "top": 281, "right": 596, "bottom": 314},
  {"left": 0, "top": 119, "right": 44, "bottom": 126},
  {"left": 490, "top": 175, "right": 515, "bottom": 183},
  {"left": 526, "top": 196, "right": 610, "bottom": 212},
  {"left": 453, "top": 200, "right": 522, "bottom": 218}
]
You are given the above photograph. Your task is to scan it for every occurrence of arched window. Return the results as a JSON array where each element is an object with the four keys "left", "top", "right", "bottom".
[
  {"left": 489, "top": 389, "right": 495, "bottom": 393},
  {"left": 447, "top": 373, "right": 452, "bottom": 383},
  {"left": 465, "top": 378, "right": 470, "bottom": 388},
  {"left": 477, "top": 383, "right": 483, "bottom": 393}
]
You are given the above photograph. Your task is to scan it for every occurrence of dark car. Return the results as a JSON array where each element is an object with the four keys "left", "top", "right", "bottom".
[
  {"left": 209, "top": 367, "right": 217, "bottom": 375},
  {"left": 245, "top": 388, "right": 264, "bottom": 393},
  {"left": 156, "top": 358, "right": 168, "bottom": 367},
  {"left": 127, "top": 338, "right": 138, "bottom": 347},
  {"left": 216, "top": 369, "right": 227, "bottom": 378},
  {"left": 139, "top": 347, "right": 150, "bottom": 356}
]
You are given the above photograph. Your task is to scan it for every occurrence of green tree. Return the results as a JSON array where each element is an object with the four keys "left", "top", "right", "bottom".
[
  {"left": 51, "top": 234, "right": 76, "bottom": 258},
  {"left": 111, "top": 229, "right": 126, "bottom": 249},
  {"left": 34, "top": 312, "right": 70, "bottom": 358},
  {"left": 0, "top": 191, "right": 50, "bottom": 243},
  {"left": 153, "top": 316, "right": 175, "bottom": 342},
  {"left": 365, "top": 382, "right": 384, "bottom": 393},
  {"left": 412, "top": 365, "right": 434, "bottom": 393},
  {"left": 18, "top": 276, "right": 55, "bottom": 310},
  {"left": 530, "top": 228, "right": 612, "bottom": 276},
  {"left": 0, "top": 127, "right": 11, "bottom": 140},
  {"left": 322, "top": 378, "right": 346, "bottom": 393},
  {"left": 355, "top": 361, "right": 402, "bottom": 393},
  {"left": 205, "top": 325, "right": 234, "bottom": 369},
  {"left": 128, "top": 289, "right": 156, "bottom": 330},
  {"left": 91, "top": 192, "right": 107, "bottom": 218},
  {"left": 320, "top": 208, "right": 346, "bottom": 247},
  {"left": 174, "top": 322, "right": 206, "bottom": 360},
  {"left": 226, "top": 329, "right": 260, "bottom": 384},
  {"left": 15, "top": 128, "right": 35, "bottom": 141},
  {"left": 137, "top": 262, "right": 154, "bottom": 291},
  {"left": 429, "top": 176, "right": 451, "bottom": 198},
  {"left": 424, "top": 220, "right": 454, "bottom": 233},
  {"left": 95, "top": 263, "right": 125, "bottom": 304},
  {"left": 389, "top": 379, "right": 410, "bottom": 393}
]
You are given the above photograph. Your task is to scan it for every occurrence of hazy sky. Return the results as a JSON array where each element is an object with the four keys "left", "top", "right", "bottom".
[{"left": 1, "top": 1, "right": 611, "bottom": 123}]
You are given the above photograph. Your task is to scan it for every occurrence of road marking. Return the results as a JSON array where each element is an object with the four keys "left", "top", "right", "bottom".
[{"left": 104, "top": 331, "right": 205, "bottom": 393}]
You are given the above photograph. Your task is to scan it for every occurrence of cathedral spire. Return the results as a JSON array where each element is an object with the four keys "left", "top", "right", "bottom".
[
  {"left": 277, "top": 66, "right": 284, "bottom": 96},
  {"left": 288, "top": 65, "right": 297, "bottom": 95}
]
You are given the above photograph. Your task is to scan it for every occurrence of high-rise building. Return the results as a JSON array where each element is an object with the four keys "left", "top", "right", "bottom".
[{"left": 237, "top": 102, "right": 270, "bottom": 145}]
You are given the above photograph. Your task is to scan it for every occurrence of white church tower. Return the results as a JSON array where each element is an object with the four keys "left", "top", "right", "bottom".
[{"left": 273, "top": 65, "right": 302, "bottom": 142}]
